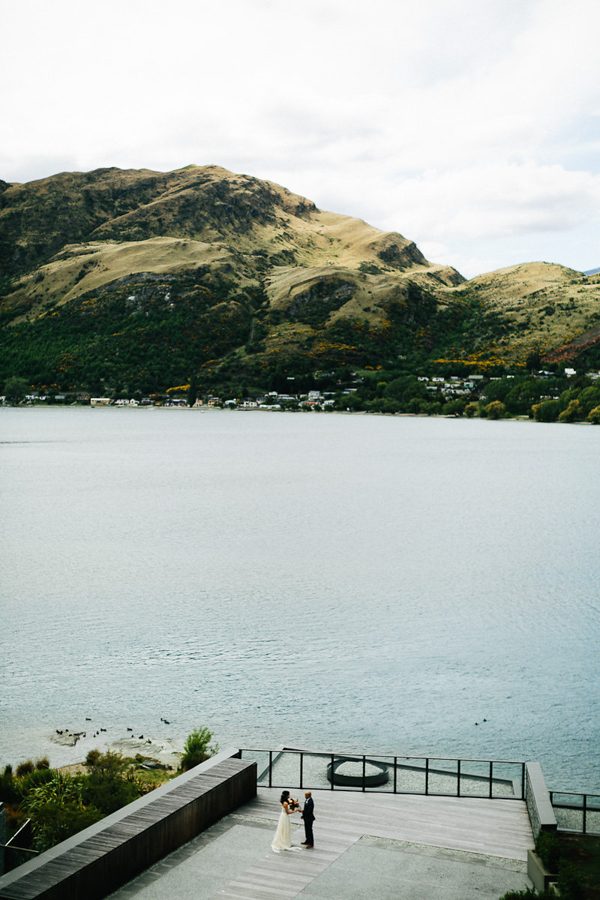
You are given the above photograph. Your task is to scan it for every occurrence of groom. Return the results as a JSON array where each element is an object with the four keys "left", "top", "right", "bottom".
[{"left": 301, "top": 791, "right": 315, "bottom": 847}]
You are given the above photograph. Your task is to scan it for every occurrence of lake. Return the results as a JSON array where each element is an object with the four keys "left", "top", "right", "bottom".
[{"left": 0, "top": 408, "right": 598, "bottom": 792}]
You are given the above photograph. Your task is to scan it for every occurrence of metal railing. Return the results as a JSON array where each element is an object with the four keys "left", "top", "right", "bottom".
[
  {"left": 239, "top": 748, "right": 526, "bottom": 800},
  {"left": 0, "top": 816, "right": 38, "bottom": 876},
  {"left": 550, "top": 791, "right": 600, "bottom": 835}
]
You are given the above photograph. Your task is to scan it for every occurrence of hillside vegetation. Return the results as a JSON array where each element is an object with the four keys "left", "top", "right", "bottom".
[{"left": 1, "top": 165, "right": 599, "bottom": 396}]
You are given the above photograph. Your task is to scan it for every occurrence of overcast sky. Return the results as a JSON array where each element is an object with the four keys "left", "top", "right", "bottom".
[{"left": 1, "top": 0, "right": 599, "bottom": 277}]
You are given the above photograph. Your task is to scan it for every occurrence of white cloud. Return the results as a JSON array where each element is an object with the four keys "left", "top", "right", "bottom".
[
  {"left": 383, "top": 163, "right": 600, "bottom": 238},
  {"left": 1, "top": 0, "right": 599, "bottom": 274}
]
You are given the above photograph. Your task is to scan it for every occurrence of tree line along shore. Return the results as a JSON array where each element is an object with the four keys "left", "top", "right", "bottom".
[{"left": 3, "top": 365, "right": 600, "bottom": 424}]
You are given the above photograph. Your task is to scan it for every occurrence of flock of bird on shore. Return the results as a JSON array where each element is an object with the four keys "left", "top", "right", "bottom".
[{"left": 54, "top": 717, "right": 173, "bottom": 747}]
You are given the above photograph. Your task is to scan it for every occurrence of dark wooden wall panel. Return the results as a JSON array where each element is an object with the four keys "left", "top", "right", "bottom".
[{"left": 0, "top": 753, "right": 256, "bottom": 900}]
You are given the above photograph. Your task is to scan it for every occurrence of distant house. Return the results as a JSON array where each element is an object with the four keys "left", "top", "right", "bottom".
[{"left": 565, "top": 368, "right": 577, "bottom": 378}]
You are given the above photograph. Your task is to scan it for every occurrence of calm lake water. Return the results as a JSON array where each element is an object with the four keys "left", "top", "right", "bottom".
[{"left": 1, "top": 408, "right": 599, "bottom": 792}]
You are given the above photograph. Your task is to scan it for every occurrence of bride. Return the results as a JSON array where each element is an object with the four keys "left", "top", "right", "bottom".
[{"left": 271, "top": 790, "right": 299, "bottom": 852}]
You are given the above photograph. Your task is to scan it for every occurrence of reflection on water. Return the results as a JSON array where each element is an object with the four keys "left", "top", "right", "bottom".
[{"left": 0, "top": 408, "right": 599, "bottom": 791}]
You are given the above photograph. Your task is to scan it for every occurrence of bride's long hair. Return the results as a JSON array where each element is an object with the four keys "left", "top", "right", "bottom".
[{"left": 280, "top": 790, "right": 290, "bottom": 805}]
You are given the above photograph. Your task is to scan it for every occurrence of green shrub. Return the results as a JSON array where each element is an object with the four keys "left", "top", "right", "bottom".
[
  {"left": 384, "top": 375, "right": 427, "bottom": 404},
  {"left": 81, "top": 770, "right": 139, "bottom": 815},
  {"left": 85, "top": 750, "right": 128, "bottom": 775},
  {"left": 532, "top": 399, "right": 561, "bottom": 422},
  {"left": 82, "top": 750, "right": 142, "bottom": 810},
  {"left": 420, "top": 400, "right": 442, "bottom": 415},
  {"left": 179, "top": 727, "right": 215, "bottom": 772},
  {"left": 587, "top": 404, "right": 600, "bottom": 424},
  {"left": 558, "top": 399, "right": 581, "bottom": 423},
  {"left": 15, "top": 760, "right": 35, "bottom": 777},
  {"left": 22, "top": 772, "right": 102, "bottom": 852},
  {"left": 35, "top": 757, "right": 50, "bottom": 770},
  {"left": 557, "top": 861, "right": 585, "bottom": 900},
  {"left": 443, "top": 398, "right": 465, "bottom": 416},
  {"left": 484, "top": 400, "right": 506, "bottom": 419},
  {"left": 15, "top": 766, "right": 56, "bottom": 800},
  {"left": 577, "top": 385, "right": 600, "bottom": 415},
  {"left": 85, "top": 749, "right": 102, "bottom": 767},
  {"left": 0, "top": 765, "right": 17, "bottom": 804},
  {"left": 3, "top": 376, "right": 29, "bottom": 404},
  {"left": 536, "top": 829, "right": 560, "bottom": 871}
]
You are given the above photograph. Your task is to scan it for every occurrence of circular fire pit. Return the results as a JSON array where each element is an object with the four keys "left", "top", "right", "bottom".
[{"left": 326, "top": 756, "right": 390, "bottom": 788}]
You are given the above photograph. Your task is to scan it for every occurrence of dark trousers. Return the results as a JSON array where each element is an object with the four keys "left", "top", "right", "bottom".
[{"left": 303, "top": 818, "right": 314, "bottom": 845}]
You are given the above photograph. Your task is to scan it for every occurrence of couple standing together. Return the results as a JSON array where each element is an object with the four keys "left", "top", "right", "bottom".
[{"left": 271, "top": 790, "right": 315, "bottom": 852}]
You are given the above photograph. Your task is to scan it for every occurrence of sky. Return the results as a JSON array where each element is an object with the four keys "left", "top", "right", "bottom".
[{"left": 1, "top": 0, "right": 599, "bottom": 277}]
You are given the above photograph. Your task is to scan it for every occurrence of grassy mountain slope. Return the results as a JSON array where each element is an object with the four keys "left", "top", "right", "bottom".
[
  {"left": 444, "top": 263, "right": 600, "bottom": 364},
  {"left": 1, "top": 165, "right": 599, "bottom": 393}
]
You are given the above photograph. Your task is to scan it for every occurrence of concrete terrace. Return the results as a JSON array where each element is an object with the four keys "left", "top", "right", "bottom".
[{"left": 110, "top": 787, "right": 535, "bottom": 899}]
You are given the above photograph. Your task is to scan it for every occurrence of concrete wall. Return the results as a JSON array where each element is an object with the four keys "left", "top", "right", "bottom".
[
  {"left": 525, "top": 761, "right": 557, "bottom": 839},
  {"left": 0, "top": 749, "right": 256, "bottom": 900}
]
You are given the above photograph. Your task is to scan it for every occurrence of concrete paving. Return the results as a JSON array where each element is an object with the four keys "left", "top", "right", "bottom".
[
  {"left": 110, "top": 788, "right": 534, "bottom": 899},
  {"left": 299, "top": 837, "right": 529, "bottom": 900},
  {"left": 111, "top": 820, "right": 274, "bottom": 899}
]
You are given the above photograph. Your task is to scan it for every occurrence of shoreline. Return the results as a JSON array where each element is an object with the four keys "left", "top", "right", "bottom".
[
  {"left": 1, "top": 726, "right": 182, "bottom": 772},
  {"left": 1, "top": 404, "right": 593, "bottom": 426},
  {"left": 2, "top": 719, "right": 599, "bottom": 796}
]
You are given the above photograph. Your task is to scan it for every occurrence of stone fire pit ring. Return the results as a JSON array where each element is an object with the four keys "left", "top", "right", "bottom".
[{"left": 326, "top": 756, "right": 390, "bottom": 788}]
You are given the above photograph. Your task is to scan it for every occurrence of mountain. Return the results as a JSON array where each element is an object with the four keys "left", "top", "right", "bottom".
[
  {"left": 584, "top": 267, "right": 600, "bottom": 276},
  {"left": 446, "top": 262, "right": 600, "bottom": 365},
  {"left": 1, "top": 165, "right": 599, "bottom": 394}
]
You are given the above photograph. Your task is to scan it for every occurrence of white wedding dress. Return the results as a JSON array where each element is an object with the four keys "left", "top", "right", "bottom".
[{"left": 271, "top": 805, "right": 292, "bottom": 852}]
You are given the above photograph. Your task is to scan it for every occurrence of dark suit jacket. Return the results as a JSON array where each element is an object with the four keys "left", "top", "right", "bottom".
[{"left": 302, "top": 797, "right": 315, "bottom": 821}]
